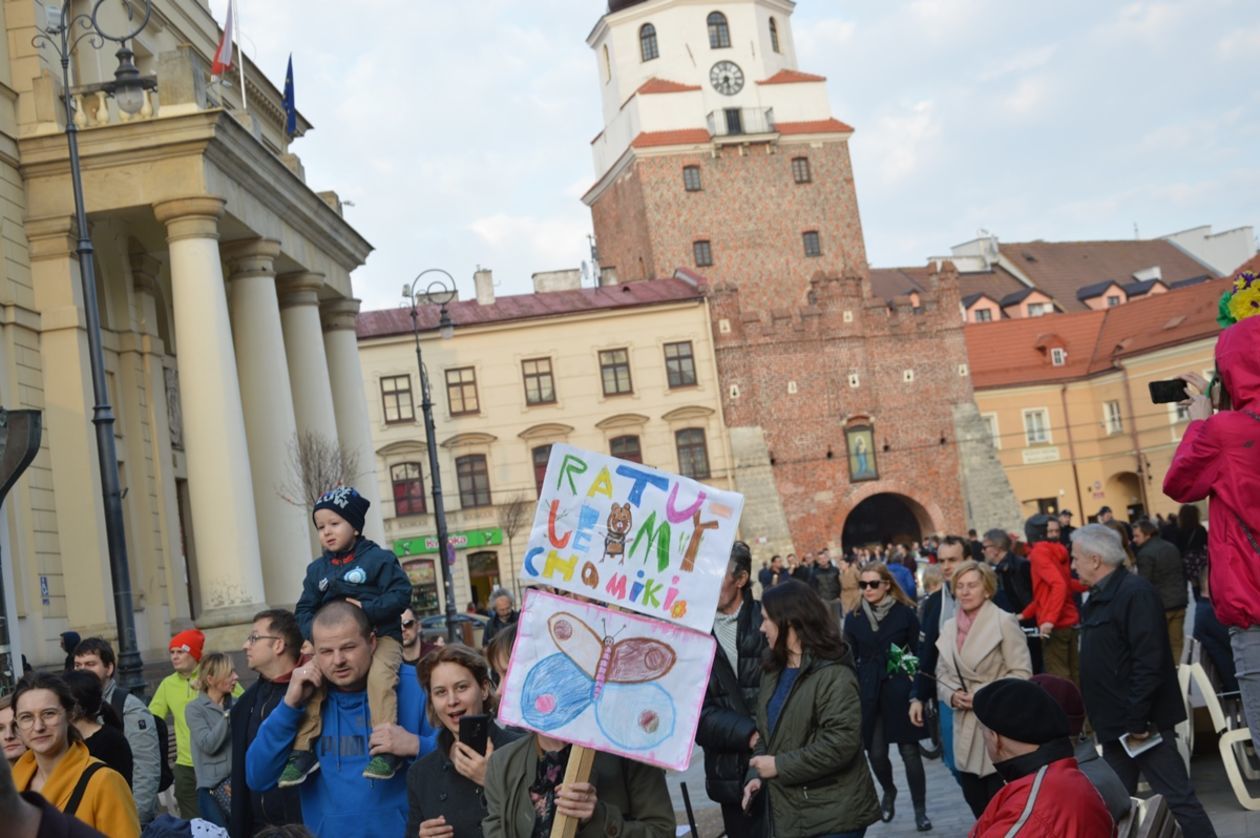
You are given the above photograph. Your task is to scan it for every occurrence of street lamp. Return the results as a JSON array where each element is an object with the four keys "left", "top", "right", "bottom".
[
  {"left": 403, "top": 270, "right": 459, "bottom": 642},
  {"left": 32, "top": 1, "right": 157, "bottom": 696}
]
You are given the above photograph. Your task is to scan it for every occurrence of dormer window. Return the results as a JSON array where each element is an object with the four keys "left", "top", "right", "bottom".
[
  {"left": 639, "top": 24, "right": 659, "bottom": 62},
  {"left": 708, "top": 12, "right": 731, "bottom": 49},
  {"left": 1051, "top": 347, "right": 1067, "bottom": 366},
  {"left": 1106, "top": 295, "right": 1121, "bottom": 307}
]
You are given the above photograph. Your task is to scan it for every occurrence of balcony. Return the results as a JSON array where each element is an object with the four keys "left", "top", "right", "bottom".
[{"left": 706, "top": 107, "right": 776, "bottom": 141}]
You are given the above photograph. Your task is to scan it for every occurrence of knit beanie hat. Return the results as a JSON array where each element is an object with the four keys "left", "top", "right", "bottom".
[
  {"left": 312, "top": 486, "right": 370, "bottom": 535},
  {"left": 169, "top": 629, "right": 205, "bottom": 662},
  {"left": 1031, "top": 674, "right": 1087, "bottom": 737},
  {"left": 973, "top": 678, "right": 1070, "bottom": 745}
]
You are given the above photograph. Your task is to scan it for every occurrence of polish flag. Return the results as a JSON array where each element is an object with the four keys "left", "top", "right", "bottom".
[{"left": 211, "top": 2, "right": 235, "bottom": 76}]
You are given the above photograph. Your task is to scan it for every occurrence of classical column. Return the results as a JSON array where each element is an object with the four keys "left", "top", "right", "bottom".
[
  {"left": 152, "top": 198, "right": 266, "bottom": 627},
  {"left": 278, "top": 273, "right": 340, "bottom": 465},
  {"left": 322, "top": 298, "right": 385, "bottom": 540},
  {"left": 26, "top": 216, "right": 114, "bottom": 636},
  {"left": 224, "top": 239, "right": 311, "bottom": 603}
]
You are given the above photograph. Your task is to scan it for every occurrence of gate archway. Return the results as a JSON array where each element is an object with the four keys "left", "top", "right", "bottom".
[{"left": 841, "top": 493, "right": 933, "bottom": 551}]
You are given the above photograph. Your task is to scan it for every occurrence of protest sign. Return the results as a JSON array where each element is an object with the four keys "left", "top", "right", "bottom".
[
  {"left": 498, "top": 589, "right": 716, "bottom": 772},
  {"left": 519, "top": 443, "right": 744, "bottom": 633}
]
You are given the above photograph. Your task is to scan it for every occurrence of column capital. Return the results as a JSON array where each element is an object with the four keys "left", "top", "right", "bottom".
[
  {"left": 277, "top": 272, "right": 325, "bottom": 308},
  {"left": 321, "top": 297, "right": 362, "bottom": 331},
  {"left": 153, "top": 197, "right": 226, "bottom": 243},
  {"left": 129, "top": 250, "right": 163, "bottom": 296},
  {"left": 222, "top": 238, "right": 282, "bottom": 281}
]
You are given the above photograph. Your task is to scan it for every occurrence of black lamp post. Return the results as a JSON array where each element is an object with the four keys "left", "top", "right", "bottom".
[
  {"left": 33, "top": 1, "right": 157, "bottom": 697},
  {"left": 403, "top": 270, "right": 459, "bottom": 642}
]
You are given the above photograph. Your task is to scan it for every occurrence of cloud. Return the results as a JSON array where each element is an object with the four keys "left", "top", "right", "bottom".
[
  {"left": 795, "top": 18, "right": 857, "bottom": 61},
  {"left": 468, "top": 214, "right": 592, "bottom": 272},
  {"left": 978, "top": 45, "right": 1057, "bottom": 82},
  {"left": 1218, "top": 25, "right": 1260, "bottom": 58},
  {"left": 1000, "top": 76, "right": 1052, "bottom": 116},
  {"left": 856, "top": 100, "right": 941, "bottom": 184}
]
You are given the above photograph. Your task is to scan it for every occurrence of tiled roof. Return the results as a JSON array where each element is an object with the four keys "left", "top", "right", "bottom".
[
  {"left": 999, "top": 288, "right": 1038, "bottom": 307},
  {"left": 776, "top": 118, "right": 855, "bottom": 135},
  {"left": 1232, "top": 253, "right": 1260, "bottom": 276},
  {"left": 1121, "top": 278, "right": 1166, "bottom": 297},
  {"left": 996, "top": 239, "right": 1213, "bottom": 312},
  {"left": 630, "top": 129, "right": 711, "bottom": 148},
  {"left": 868, "top": 267, "right": 930, "bottom": 301},
  {"left": 636, "top": 77, "right": 701, "bottom": 94},
  {"left": 955, "top": 267, "right": 1026, "bottom": 309},
  {"left": 357, "top": 277, "right": 704, "bottom": 340},
  {"left": 965, "top": 277, "right": 1230, "bottom": 389},
  {"left": 758, "top": 69, "right": 827, "bottom": 85},
  {"left": 961, "top": 291, "right": 1000, "bottom": 308},
  {"left": 1075, "top": 279, "right": 1124, "bottom": 301}
]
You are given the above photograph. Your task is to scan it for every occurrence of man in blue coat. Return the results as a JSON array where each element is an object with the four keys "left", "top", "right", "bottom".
[{"left": 246, "top": 601, "right": 437, "bottom": 837}]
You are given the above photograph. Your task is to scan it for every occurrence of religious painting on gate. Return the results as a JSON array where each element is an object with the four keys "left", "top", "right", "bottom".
[{"left": 846, "top": 424, "right": 878, "bottom": 482}]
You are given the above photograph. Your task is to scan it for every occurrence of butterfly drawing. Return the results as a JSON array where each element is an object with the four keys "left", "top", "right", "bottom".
[{"left": 521, "top": 611, "right": 678, "bottom": 750}]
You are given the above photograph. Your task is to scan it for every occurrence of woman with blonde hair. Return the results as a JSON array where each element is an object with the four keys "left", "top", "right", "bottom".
[
  {"left": 843, "top": 562, "right": 931, "bottom": 831},
  {"left": 935, "top": 560, "right": 1033, "bottom": 819},
  {"left": 186, "top": 651, "right": 238, "bottom": 827}
]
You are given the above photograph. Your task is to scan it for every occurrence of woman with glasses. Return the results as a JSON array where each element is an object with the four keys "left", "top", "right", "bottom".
[
  {"left": 741, "top": 579, "right": 880, "bottom": 838},
  {"left": 0, "top": 694, "right": 27, "bottom": 766},
  {"left": 187, "top": 652, "right": 239, "bottom": 827},
  {"left": 934, "top": 560, "right": 1033, "bottom": 819},
  {"left": 843, "top": 563, "right": 931, "bottom": 831},
  {"left": 10, "top": 672, "right": 139, "bottom": 836}
]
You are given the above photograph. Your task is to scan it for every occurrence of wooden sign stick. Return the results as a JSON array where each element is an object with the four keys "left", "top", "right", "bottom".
[{"left": 550, "top": 744, "right": 597, "bottom": 838}]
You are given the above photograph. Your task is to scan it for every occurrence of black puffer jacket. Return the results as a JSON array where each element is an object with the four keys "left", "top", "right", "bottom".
[
  {"left": 811, "top": 563, "right": 841, "bottom": 601},
  {"left": 695, "top": 596, "right": 766, "bottom": 805}
]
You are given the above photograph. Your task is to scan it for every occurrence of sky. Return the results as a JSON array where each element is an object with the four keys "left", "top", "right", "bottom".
[{"left": 214, "top": 0, "right": 1260, "bottom": 312}]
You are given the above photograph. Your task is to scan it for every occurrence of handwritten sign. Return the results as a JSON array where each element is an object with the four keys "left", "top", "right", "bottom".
[
  {"left": 498, "top": 589, "right": 716, "bottom": 772},
  {"left": 520, "top": 444, "right": 744, "bottom": 632}
]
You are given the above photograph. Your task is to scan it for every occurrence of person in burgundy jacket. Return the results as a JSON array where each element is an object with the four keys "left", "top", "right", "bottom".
[
  {"left": 1020, "top": 515, "right": 1086, "bottom": 684},
  {"left": 1165, "top": 275, "right": 1260, "bottom": 755},
  {"left": 969, "top": 678, "right": 1112, "bottom": 838}
]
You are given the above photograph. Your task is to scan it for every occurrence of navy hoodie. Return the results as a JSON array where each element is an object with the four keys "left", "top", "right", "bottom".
[{"left": 295, "top": 537, "right": 411, "bottom": 642}]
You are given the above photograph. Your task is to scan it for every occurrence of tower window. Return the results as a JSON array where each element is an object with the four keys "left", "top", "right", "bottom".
[
  {"left": 769, "top": 17, "right": 781, "bottom": 53},
  {"left": 802, "top": 231, "right": 822, "bottom": 258},
  {"left": 682, "top": 165, "right": 702, "bottom": 192},
  {"left": 707, "top": 12, "right": 731, "bottom": 49},
  {"left": 791, "top": 157, "right": 812, "bottom": 184},
  {"left": 693, "top": 240, "right": 714, "bottom": 267},
  {"left": 639, "top": 23, "right": 659, "bottom": 62},
  {"left": 602, "top": 44, "right": 611, "bottom": 83}
]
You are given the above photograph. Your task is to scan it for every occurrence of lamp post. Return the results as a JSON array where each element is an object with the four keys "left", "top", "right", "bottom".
[
  {"left": 33, "top": 1, "right": 157, "bottom": 696},
  {"left": 404, "top": 270, "right": 459, "bottom": 642}
]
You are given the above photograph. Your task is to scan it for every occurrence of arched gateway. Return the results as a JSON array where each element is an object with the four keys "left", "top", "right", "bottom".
[{"left": 841, "top": 493, "right": 934, "bottom": 551}]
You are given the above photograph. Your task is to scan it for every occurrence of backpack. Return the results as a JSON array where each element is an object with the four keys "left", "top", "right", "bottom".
[{"left": 110, "top": 688, "right": 175, "bottom": 792}]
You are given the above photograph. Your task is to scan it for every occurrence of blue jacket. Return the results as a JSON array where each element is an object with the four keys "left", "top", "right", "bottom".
[
  {"left": 295, "top": 537, "right": 411, "bottom": 642},
  {"left": 889, "top": 562, "right": 917, "bottom": 601},
  {"left": 245, "top": 668, "right": 438, "bottom": 837}
]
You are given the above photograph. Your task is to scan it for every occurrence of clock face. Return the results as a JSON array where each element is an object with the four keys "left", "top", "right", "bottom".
[{"left": 709, "top": 61, "right": 745, "bottom": 96}]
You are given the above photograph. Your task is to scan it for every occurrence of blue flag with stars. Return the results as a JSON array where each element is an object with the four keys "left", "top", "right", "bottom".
[{"left": 283, "top": 54, "right": 296, "bottom": 137}]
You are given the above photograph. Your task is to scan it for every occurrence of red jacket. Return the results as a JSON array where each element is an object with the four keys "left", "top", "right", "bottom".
[
  {"left": 1165, "top": 315, "right": 1260, "bottom": 629},
  {"left": 1020, "top": 541, "right": 1083, "bottom": 629},
  {"left": 971, "top": 756, "right": 1112, "bottom": 837}
]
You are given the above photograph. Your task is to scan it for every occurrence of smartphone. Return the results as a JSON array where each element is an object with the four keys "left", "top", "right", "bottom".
[
  {"left": 459, "top": 714, "right": 490, "bottom": 755},
  {"left": 1148, "top": 379, "right": 1188, "bottom": 404}
]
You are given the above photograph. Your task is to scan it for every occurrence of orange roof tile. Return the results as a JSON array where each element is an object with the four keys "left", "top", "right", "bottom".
[
  {"left": 630, "top": 129, "right": 712, "bottom": 148},
  {"left": 965, "top": 278, "right": 1231, "bottom": 389},
  {"left": 636, "top": 77, "right": 702, "bottom": 94},
  {"left": 776, "top": 118, "right": 854, "bottom": 135},
  {"left": 758, "top": 69, "right": 827, "bottom": 85}
]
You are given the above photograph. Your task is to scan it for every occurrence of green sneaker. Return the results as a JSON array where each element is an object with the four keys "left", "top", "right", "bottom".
[
  {"left": 278, "top": 750, "right": 319, "bottom": 787},
  {"left": 362, "top": 753, "right": 401, "bottom": 780}
]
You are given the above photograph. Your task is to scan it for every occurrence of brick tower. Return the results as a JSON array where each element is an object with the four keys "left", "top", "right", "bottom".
[{"left": 585, "top": 0, "right": 1020, "bottom": 553}]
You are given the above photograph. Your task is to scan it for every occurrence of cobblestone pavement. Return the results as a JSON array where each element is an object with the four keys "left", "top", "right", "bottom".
[{"left": 668, "top": 742, "right": 1259, "bottom": 837}]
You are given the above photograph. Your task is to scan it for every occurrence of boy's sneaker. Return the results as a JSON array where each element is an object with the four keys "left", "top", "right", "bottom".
[
  {"left": 278, "top": 750, "right": 320, "bottom": 787},
  {"left": 362, "top": 753, "right": 402, "bottom": 780}
]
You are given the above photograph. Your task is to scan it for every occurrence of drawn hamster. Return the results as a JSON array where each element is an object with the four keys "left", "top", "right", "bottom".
[{"left": 604, "top": 502, "right": 633, "bottom": 562}]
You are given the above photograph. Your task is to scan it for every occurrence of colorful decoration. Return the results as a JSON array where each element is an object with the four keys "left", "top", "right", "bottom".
[{"left": 1218, "top": 271, "right": 1260, "bottom": 328}]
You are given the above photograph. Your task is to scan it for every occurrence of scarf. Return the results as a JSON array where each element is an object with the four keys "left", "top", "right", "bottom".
[
  {"left": 955, "top": 605, "right": 979, "bottom": 651},
  {"left": 529, "top": 742, "right": 571, "bottom": 838},
  {"left": 861, "top": 595, "right": 896, "bottom": 632},
  {"left": 938, "top": 584, "right": 956, "bottom": 630}
]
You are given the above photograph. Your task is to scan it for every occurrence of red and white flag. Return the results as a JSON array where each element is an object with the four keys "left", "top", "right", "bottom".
[{"left": 211, "top": 1, "right": 235, "bottom": 76}]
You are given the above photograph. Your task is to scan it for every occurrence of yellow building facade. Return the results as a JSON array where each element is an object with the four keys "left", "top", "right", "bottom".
[
  {"left": 966, "top": 278, "right": 1228, "bottom": 523},
  {"left": 355, "top": 272, "right": 732, "bottom": 614},
  {"left": 1, "top": 0, "right": 376, "bottom": 666}
]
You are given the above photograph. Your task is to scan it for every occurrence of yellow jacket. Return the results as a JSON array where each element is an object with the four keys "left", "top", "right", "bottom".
[{"left": 13, "top": 740, "right": 139, "bottom": 838}]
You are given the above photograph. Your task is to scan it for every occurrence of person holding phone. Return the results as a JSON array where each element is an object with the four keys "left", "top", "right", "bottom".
[{"left": 407, "top": 644, "right": 522, "bottom": 838}]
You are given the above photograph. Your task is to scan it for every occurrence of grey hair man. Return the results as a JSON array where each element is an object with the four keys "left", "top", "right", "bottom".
[
  {"left": 482, "top": 588, "right": 518, "bottom": 648},
  {"left": 1072, "top": 524, "right": 1216, "bottom": 836}
]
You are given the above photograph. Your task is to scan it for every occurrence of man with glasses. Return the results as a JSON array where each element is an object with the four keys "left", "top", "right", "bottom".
[
  {"left": 230, "top": 609, "right": 304, "bottom": 836},
  {"left": 400, "top": 609, "right": 421, "bottom": 665}
]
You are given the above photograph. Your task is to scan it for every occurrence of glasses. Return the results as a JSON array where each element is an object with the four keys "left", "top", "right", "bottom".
[
  {"left": 15, "top": 708, "right": 64, "bottom": 730},
  {"left": 245, "top": 634, "right": 279, "bottom": 645},
  {"left": 857, "top": 580, "right": 884, "bottom": 590},
  {"left": 401, "top": 620, "right": 416, "bottom": 629}
]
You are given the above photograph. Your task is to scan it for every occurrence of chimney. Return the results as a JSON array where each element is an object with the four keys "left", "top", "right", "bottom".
[
  {"left": 474, "top": 268, "right": 495, "bottom": 305},
  {"left": 532, "top": 269, "right": 582, "bottom": 293}
]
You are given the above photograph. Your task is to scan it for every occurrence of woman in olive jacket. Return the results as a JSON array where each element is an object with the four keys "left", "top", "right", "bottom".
[{"left": 742, "top": 579, "right": 881, "bottom": 838}]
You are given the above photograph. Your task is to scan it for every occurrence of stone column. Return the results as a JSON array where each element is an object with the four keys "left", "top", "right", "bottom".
[
  {"left": 152, "top": 198, "right": 266, "bottom": 627},
  {"left": 224, "top": 239, "right": 311, "bottom": 603},
  {"left": 322, "top": 298, "right": 385, "bottom": 540},
  {"left": 278, "top": 273, "right": 341, "bottom": 469}
]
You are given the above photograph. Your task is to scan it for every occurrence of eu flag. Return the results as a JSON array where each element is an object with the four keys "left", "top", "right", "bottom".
[{"left": 283, "top": 54, "right": 296, "bottom": 137}]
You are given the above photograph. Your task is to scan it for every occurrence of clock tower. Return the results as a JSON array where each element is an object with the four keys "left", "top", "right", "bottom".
[{"left": 584, "top": 0, "right": 866, "bottom": 312}]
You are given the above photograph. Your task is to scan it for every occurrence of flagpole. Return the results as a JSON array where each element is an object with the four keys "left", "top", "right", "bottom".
[{"left": 233, "top": 0, "right": 247, "bottom": 112}]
